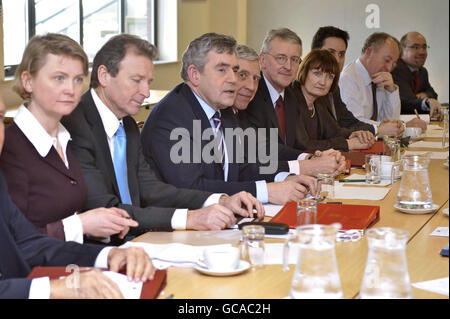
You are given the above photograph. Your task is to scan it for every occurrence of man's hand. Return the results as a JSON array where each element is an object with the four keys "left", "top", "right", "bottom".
[
  {"left": 219, "top": 191, "right": 264, "bottom": 220},
  {"left": 50, "top": 269, "right": 124, "bottom": 299},
  {"left": 377, "top": 119, "right": 404, "bottom": 137},
  {"left": 427, "top": 98, "right": 443, "bottom": 120},
  {"left": 186, "top": 204, "right": 237, "bottom": 230},
  {"left": 79, "top": 207, "right": 138, "bottom": 239},
  {"left": 372, "top": 72, "right": 396, "bottom": 92},
  {"left": 406, "top": 117, "right": 427, "bottom": 132},
  {"left": 349, "top": 130, "right": 375, "bottom": 145},
  {"left": 299, "top": 149, "right": 345, "bottom": 177},
  {"left": 108, "top": 247, "right": 155, "bottom": 282}
]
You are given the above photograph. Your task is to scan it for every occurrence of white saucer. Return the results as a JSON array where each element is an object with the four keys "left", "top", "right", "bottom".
[
  {"left": 443, "top": 208, "right": 449, "bottom": 216},
  {"left": 394, "top": 203, "right": 440, "bottom": 215},
  {"left": 194, "top": 260, "right": 250, "bottom": 277}
]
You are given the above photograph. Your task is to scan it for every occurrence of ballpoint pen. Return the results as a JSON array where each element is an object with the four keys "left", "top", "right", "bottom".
[{"left": 338, "top": 179, "right": 366, "bottom": 183}]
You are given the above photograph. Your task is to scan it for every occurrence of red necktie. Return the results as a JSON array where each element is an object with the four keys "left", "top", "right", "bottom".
[
  {"left": 275, "top": 96, "right": 286, "bottom": 142},
  {"left": 412, "top": 71, "right": 419, "bottom": 94},
  {"left": 371, "top": 82, "right": 378, "bottom": 121}
]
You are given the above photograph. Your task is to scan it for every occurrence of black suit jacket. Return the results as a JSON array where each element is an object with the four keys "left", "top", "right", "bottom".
[
  {"left": 290, "top": 81, "right": 350, "bottom": 151},
  {"left": 391, "top": 58, "right": 438, "bottom": 114},
  {"left": 61, "top": 90, "right": 213, "bottom": 233},
  {"left": 0, "top": 171, "right": 102, "bottom": 299},
  {"left": 141, "top": 83, "right": 286, "bottom": 197},
  {"left": 328, "top": 86, "right": 376, "bottom": 134},
  {"left": 0, "top": 122, "right": 87, "bottom": 240},
  {"left": 239, "top": 74, "right": 304, "bottom": 161}
]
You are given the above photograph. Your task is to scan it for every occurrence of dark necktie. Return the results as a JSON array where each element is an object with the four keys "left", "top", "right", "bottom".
[
  {"left": 371, "top": 82, "right": 378, "bottom": 121},
  {"left": 275, "top": 96, "right": 286, "bottom": 142},
  {"left": 113, "top": 123, "right": 132, "bottom": 205},
  {"left": 212, "top": 112, "right": 225, "bottom": 170},
  {"left": 412, "top": 71, "right": 419, "bottom": 94}
]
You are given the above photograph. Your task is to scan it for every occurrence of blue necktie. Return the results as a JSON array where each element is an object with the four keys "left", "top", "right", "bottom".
[{"left": 113, "top": 123, "right": 132, "bottom": 205}]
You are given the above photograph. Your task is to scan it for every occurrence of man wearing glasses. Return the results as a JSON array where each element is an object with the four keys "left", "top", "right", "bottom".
[
  {"left": 392, "top": 32, "right": 442, "bottom": 118},
  {"left": 240, "top": 28, "right": 346, "bottom": 177}
]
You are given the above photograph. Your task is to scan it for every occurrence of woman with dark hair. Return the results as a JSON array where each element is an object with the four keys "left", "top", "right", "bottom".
[
  {"left": 291, "top": 49, "right": 374, "bottom": 151},
  {"left": 0, "top": 33, "right": 137, "bottom": 242}
]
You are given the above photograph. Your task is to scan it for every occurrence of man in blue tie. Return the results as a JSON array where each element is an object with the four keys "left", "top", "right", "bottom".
[{"left": 62, "top": 34, "right": 263, "bottom": 238}]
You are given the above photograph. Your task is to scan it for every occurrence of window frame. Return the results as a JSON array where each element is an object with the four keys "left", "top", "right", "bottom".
[{"left": 3, "top": 0, "right": 157, "bottom": 77}]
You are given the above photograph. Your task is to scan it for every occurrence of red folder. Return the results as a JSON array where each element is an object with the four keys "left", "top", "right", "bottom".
[
  {"left": 27, "top": 267, "right": 167, "bottom": 299},
  {"left": 342, "top": 141, "right": 386, "bottom": 167},
  {"left": 270, "top": 202, "right": 380, "bottom": 230}
]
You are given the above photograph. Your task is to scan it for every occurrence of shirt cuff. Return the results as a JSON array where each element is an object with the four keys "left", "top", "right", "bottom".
[
  {"left": 29, "top": 277, "right": 51, "bottom": 299},
  {"left": 202, "top": 193, "right": 225, "bottom": 207},
  {"left": 171, "top": 209, "right": 188, "bottom": 230},
  {"left": 274, "top": 172, "right": 290, "bottom": 182},
  {"left": 421, "top": 98, "right": 430, "bottom": 112},
  {"left": 62, "top": 213, "right": 84, "bottom": 244},
  {"left": 255, "top": 180, "right": 269, "bottom": 204},
  {"left": 288, "top": 160, "right": 300, "bottom": 175},
  {"left": 94, "top": 247, "right": 114, "bottom": 268}
]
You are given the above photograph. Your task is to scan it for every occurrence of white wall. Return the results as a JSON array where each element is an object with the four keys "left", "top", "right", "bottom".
[{"left": 247, "top": 0, "right": 449, "bottom": 103}]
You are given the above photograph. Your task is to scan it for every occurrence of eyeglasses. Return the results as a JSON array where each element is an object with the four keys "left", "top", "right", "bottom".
[
  {"left": 406, "top": 44, "right": 430, "bottom": 51},
  {"left": 266, "top": 53, "right": 301, "bottom": 65}
]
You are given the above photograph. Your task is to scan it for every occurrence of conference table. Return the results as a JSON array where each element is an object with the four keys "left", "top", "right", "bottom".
[{"left": 134, "top": 130, "right": 449, "bottom": 300}]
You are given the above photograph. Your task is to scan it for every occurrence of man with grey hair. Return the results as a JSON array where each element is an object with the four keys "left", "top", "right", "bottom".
[
  {"left": 392, "top": 31, "right": 441, "bottom": 119},
  {"left": 240, "top": 28, "right": 346, "bottom": 177},
  {"left": 339, "top": 32, "right": 427, "bottom": 135},
  {"left": 62, "top": 33, "right": 263, "bottom": 235},
  {"left": 141, "top": 33, "right": 317, "bottom": 205}
]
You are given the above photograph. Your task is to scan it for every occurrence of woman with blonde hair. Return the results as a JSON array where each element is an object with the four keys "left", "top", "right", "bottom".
[{"left": 0, "top": 33, "right": 137, "bottom": 243}]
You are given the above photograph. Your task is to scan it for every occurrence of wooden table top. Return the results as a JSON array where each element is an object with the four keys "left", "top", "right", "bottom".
[{"left": 135, "top": 135, "right": 449, "bottom": 300}]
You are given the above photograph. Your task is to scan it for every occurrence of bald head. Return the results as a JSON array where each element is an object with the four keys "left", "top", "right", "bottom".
[{"left": 400, "top": 32, "right": 428, "bottom": 69}]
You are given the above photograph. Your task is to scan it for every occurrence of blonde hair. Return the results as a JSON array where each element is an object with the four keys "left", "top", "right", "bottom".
[{"left": 13, "top": 33, "right": 88, "bottom": 102}]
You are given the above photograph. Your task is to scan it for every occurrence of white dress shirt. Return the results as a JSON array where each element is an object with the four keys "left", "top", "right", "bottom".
[
  {"left": 339, "top": 58, "right": 401, "bottom": 134},
  {"left": 91, "top": 89, "right": 223, "bottom": 230},
  {"left": 262, "top": 75, "right": 312, "bottom": 174},
  {"left": 14, "top": 105, "right": 84, "bottom": 244}
]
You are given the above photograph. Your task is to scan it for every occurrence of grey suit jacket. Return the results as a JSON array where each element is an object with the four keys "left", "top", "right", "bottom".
[{"left": 61, "top": 91, "right": 213, "bottom": 233}]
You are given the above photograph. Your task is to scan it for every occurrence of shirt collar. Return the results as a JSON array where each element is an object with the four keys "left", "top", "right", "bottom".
[
  {"left": 262, "top": 73, "right": 285, "bottom": 106},
  {"left": 191, "top": 89, "right": 221, "bottom": 121},
  {"left": 91, "top": 88, "right": 121, "bottom": 138},
  {"left": 14, "top": 105, "right": 71, "bottom": 158},
  {"left": 355, "top": 58, "right": 373, "bottom": 87}
]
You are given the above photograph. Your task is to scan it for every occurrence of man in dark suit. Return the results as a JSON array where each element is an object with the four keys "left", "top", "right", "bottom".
[
  {"left": 0, "top": 97, "right": 153, "bottom": 299},
  {"left": 392, "top": 32, "right": 441, "bottom": 118},
  {"left": 141, "top": 33, "right": 316, "bottom": 205},
  {"left": 62, "top": 34, "right": 263, "bottom": 235},
  {"left": 311, "top": 26, "right": 376, "bottom": 141},
  {"left": 240, "top": 28, "right": 345, "bottom": 175}
]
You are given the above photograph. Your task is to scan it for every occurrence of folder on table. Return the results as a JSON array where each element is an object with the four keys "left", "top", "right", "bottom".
[
  {"left": 27, "top": 266, "right": 167, "bottom": 299},
  {"left": 270, "top": 202, "right": 380, "bottom": 230},
  {"left": 341, "top": 141, "right": 385, "bottom": 167}
]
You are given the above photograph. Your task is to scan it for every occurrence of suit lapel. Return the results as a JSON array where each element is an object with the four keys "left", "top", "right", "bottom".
[
  {"left": 81, "top": 92, "right": 121, "bottom": 196},
  {"left": 180, "top": 83, "right": 226, "bottom": 179}
]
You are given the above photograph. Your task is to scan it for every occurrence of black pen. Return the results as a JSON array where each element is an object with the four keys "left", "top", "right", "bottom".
[{"left": 339, "top": 179, "right": 366, "bottom": 183}]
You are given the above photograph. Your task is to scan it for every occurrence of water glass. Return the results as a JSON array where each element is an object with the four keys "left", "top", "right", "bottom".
[
  {"left": 297, "top": 198, "right": 317, "bottom": 226},
  {"left": 316, "top": 173, "right": 335, "bottom": 201},
  {"left": 365, "top": 154, "right": 381, "bottom": 184},
  {"left": 241, "top": 225, "right": 265, "bottom": 269}
]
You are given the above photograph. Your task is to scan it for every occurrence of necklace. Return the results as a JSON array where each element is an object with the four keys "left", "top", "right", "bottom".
[{"left": 308, "top": 104, "right": 316, "bottom": 118}]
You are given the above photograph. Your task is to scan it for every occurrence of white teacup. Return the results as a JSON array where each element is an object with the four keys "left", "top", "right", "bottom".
[
  {"left": 404, "top": 126, "right": 422, "bottom": 138},
  {"left": 202, "top": 246, "right": 240, "bottom": 271},
  {"left": 381, "top": 155, "right": 400, "bottom": 180}
]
